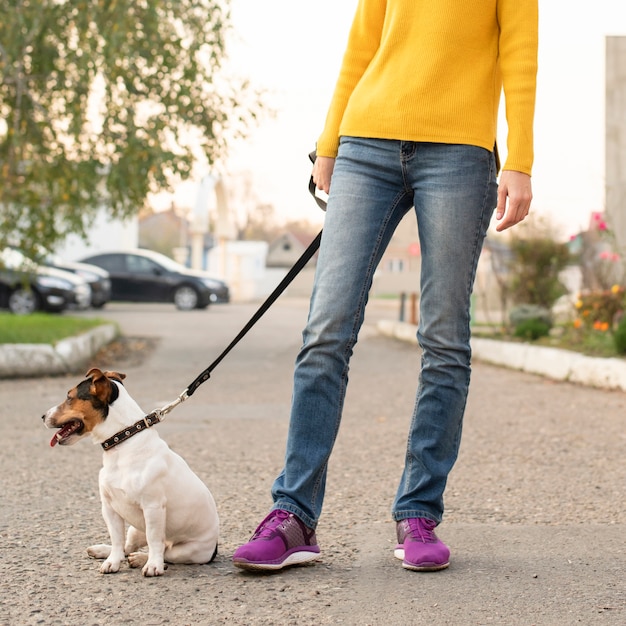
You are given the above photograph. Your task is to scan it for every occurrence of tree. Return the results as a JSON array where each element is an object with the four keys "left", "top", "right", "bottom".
[{"left": 0, "top": 0, "right": 263, "bottom": 258}]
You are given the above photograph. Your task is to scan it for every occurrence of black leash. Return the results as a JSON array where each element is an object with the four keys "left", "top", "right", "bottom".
[
  {"left": 101, "top": 151, "right": 326, "bottom": 449},
  {"left": 186, "top": 150, "right": 325, "bottom": 397},
  {"left": 185, "top": 227, "right": 322, "bottom": 397}
]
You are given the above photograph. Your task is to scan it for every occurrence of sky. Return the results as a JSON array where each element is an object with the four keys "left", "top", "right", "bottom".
[{"left": 165, "top": 1, "right": 626, "bottom": 240}]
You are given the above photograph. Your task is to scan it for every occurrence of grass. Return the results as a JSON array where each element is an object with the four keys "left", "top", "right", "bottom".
[
  {"left": 0, "top": 312, "right": 111, "bottom": 344},
  {"left": 536, "top": 326, "right": 620, "bottom": 358},
  {"left": 473, "top": 323, "right": 622, "bottom": 359}
]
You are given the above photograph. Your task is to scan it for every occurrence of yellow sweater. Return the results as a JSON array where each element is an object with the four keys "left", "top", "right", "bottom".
[{"left": 317, "top": 0, "right": 538, "bottom": 175}]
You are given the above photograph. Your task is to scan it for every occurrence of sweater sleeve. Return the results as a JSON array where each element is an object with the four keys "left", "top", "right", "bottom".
[
  {"left": 316, "top": 0, "right": 387, "bottom": 157},
  {"left": 497, "top": 0, "right": 539, "bottom": 175}
]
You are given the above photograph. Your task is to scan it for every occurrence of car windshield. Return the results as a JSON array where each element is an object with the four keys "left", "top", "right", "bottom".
[{"left": 140, "top": 250, "right": 187, "bottom": 272}]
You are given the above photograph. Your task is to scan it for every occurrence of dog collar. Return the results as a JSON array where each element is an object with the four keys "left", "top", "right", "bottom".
[{"left": 101, "top": 411, "right": 162, "bottom": 450}]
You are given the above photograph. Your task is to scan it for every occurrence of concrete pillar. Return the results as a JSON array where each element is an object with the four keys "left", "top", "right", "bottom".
[{"left": 606, "top": 36, "right": 626, "bottom": 253}]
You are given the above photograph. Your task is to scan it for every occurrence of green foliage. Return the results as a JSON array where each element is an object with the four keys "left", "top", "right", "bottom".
[
  {"left": 513, "top": 318, "right": 551, "bottom": 341},
  {"left": 613, "top": 314, "right": 626, "bottom": 355},
  {"left": 510, "top": 303, "right": 552, "bottom": 341},
  {"left": 0, "top": 312, "right": 110, "bottom": 344},
  {"left": 0, "top": 0, "right": 264, "bottom": 258},
  {"left": 508, "top": 235, "right": 571, "bottom": 309}
]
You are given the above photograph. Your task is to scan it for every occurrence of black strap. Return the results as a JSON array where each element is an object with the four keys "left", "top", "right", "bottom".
[
  {"left": 184, "top": 152, "right": 326, "bottom": 397},
  {"left": 308, "top": 150, "right": 328, "bottom": 211}
]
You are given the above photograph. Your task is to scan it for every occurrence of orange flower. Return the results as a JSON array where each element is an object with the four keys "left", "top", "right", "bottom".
[{"left": 573, "top": 318, "right": 582, "bottom": 329}]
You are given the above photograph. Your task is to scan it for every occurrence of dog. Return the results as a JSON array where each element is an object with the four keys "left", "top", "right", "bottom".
[{"left": 42, "top": 368, "right": 219, "bottom": 577}]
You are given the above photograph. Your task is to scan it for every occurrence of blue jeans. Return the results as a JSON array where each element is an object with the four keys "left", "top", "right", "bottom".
[{"left": 271, "top": 137, "right": 498, "bottom": 529}]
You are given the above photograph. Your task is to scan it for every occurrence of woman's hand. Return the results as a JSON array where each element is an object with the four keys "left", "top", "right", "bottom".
[
  {"left": 495, "top": 170, "right": 533, "bottom": 232},
  {"left": 312, "top": 156, "right": 336, "bottom": 194}
]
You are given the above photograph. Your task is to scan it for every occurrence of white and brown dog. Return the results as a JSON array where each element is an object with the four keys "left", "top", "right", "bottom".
[{"left": 42, "top": 368, "right": 219, "bottom": 577}]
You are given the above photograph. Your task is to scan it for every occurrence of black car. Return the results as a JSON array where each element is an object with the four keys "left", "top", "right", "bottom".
[
  {"left": 80, "top": 249, "right": 230, "bottom": 310},
  {"left": 0, "top": 248, "right": 92, "bottom": 314},
  {"left": 45, "top": 257, "right": 112, "bottom": 309}
]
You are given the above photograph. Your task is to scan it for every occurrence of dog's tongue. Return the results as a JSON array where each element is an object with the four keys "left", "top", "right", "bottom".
[{"left": 50, "top": 421, "right": 81, "bottom": 447}]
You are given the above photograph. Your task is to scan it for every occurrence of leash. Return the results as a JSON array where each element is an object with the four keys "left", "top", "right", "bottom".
[{"left": 102, "top": 152, "right": 326, "bottom": 450}]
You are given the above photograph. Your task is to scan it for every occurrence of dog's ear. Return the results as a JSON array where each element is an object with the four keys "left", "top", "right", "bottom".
[
  {"left": 104, "top": 371, "right": 126, "bottom": 385},
  {"left": 86, "top": 367, "right": 104, "bottom": 381},
  {"left": 86, "top": 369, "right": 116, "bottom": 404}
]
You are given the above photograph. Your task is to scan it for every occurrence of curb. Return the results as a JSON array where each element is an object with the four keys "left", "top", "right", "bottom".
[
  {"left": 0, "top": 324, "right": 118, "bottom": 379},
  {"left": 4, "top": 319, "right": 626, "bottom": 391},
  {"left": 377, "top": 320, "right": 626, "bottom": 393}
]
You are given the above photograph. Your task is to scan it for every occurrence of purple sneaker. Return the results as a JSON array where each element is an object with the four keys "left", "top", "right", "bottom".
[
  {"left": 233, "top": 509, "right": 320, "bottom": 571},
  {"left": 394, "top": 518, "right": 450, "bottom": 571}
]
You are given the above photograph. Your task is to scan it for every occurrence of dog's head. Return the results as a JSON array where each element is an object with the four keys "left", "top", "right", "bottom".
[{"left": 42, "top": 368, "right": 126, "bottom": 447}]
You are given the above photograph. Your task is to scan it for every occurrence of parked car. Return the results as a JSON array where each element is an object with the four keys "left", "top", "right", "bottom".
[
  {"left": 44, "top": 257, "right": 112, "bottom": 309},
  {"left": 79, "top": 249, "right": 230, "bottom": 310},
  {"left": 0, "top": 248, "right": 91, "bottom": 314}
]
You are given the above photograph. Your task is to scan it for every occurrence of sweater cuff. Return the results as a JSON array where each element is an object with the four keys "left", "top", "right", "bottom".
[{"left": 315, "top": 135, "right": 340, "bottom": 159}]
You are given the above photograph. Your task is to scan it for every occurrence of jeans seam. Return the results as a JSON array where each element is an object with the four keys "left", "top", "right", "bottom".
[{"left": 464, "top": 152, "right": 497, "bottom": 332}]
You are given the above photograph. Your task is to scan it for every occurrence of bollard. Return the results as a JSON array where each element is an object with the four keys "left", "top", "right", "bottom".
[
  {"left": 410, "top": 293, "right": 418, "bottom": 325},
  {"left": 399, "top": 292, "right": 406, "bottom": 322}
]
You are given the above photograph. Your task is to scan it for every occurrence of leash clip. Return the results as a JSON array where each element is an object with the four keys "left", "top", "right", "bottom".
[{"left": 153, "top": 390, "right": 190, "bottom": 422}]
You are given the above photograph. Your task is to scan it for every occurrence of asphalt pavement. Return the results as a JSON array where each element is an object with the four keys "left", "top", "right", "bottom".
[{"left": 1, "top": 298, "right": 624, "bottom": 625}]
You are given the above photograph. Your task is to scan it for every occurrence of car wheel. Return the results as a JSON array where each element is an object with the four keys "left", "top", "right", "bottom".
[
  {"left": 8, "top": 288, "right": 40, "bottom": 314},
  {"left": 173, "top": 285, "right": 199, "bottom": 311}
]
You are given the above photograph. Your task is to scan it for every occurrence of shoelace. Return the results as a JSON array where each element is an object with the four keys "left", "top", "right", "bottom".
[
  {"left": 404, "top": 518, "right": 437, "bottom": 543},
  {"left": 253, "top": 510, "right": 291, "bottom": 540}
]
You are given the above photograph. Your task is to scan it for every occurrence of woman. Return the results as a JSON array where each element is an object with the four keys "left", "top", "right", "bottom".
[{"left": 233, "top": 0, "right": 538, "bottom": 572}]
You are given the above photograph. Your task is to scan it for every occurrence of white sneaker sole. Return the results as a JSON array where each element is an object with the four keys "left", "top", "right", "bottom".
[{"left": 233, "top": 550, "right": 320, "bottom": 571}]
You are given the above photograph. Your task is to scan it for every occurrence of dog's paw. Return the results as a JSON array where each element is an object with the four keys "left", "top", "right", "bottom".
[
  {"left": 87, "top": 544, "right": 112, "bottom": 559},
  {"left": 127, "top": 551, "right": 149, "bottom": 569},
  {"left": 142, "top": 561, "right": 166, "bottom": 577},
  {"left": 99, "top": 558, "right": 121, "bottom": 574}
]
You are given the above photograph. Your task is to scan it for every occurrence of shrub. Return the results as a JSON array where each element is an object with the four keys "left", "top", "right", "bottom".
[
  {"left": 513, "top": 318, "right": 551, "bottom": 340},
  {"left": 509, "top": 236, "right": 571, "bottom": 309},
  {"left": 510, "top": 303, "right": 552, "bottom": 340},
  {"left": 613, "top": 315, "right": 626, "bottom": 354}
]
